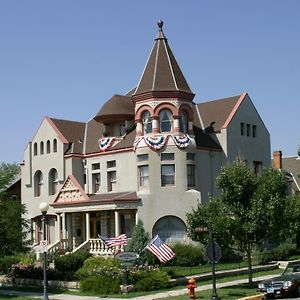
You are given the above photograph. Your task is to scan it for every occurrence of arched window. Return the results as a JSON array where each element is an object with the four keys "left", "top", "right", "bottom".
[
  {"left": 142, "top": 111, "right": 152, "bottom": 134},
  {"left": 53, "top": 139, "right": 57, "bottom": 153},
  {"left": 40, "top": 142, "right": 44, "bottom": 155},
  {"left": 34, "top": 170, "right": 43, "bottom": 197},
  {"left": 179, "top": 111, "right": 188, "bottom": 133},
  {"left": 33, "top": 143, "right": 38, "bottom": 156},
  {"left": 152, "top": 216, "right": 186, "bottom": 243},
  {"left": 49, "top": 169, "right": 58, "bottom": 195},
  {"left": 159, "top": 109, "right": 172, "bottom": 133},
  {"left": 46, "top": 140, "right": 50, "bottom": 154}
]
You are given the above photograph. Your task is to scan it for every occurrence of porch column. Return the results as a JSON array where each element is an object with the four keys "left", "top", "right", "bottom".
[
  {"left": 56, "top": 214, "right": 61, "bottom": 241},
  {"left": 61, "top": 212, "right": 66, "bottom": 239},
  {"left": 66, "top": 213, "right": 72, "bottom": 247},
  {"left": 135, "top": 211, "right": 139, "bottom": 225},
  {"left": 114, "top": 210, "right": 120, "bottom": 236},
  {"left": 85, "top": 212, "right": 90, "bottom": 240}
]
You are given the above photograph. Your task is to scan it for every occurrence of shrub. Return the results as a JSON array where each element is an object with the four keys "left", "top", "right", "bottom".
[
  {"left": 54, "top": 251, "right": 91, "bottom": 273},
  {"left": 273, "top": 241, "right": 297, "bottom": 260},
  {"left": 9, "top": 263, "right": 62, "bottom": 280},
  {"left": 133, "top": 270, "right": 169, "bottom": 291},
  {"left": 0, "top": 256, "right": 20, "bottom": 274},
  {"left": 76, "top": 256, "right": 122, "bottom": 280},
  {"left": 80, "top": 275, "right": 121, "bottom": 294},
  {"left": 167, "top": 243, "right": 204, "bottom": 267}
]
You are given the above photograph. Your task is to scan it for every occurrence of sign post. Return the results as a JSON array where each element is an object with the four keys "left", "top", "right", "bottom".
[{"left": 115, "top": 252, "right": 139, "bottom": 293}]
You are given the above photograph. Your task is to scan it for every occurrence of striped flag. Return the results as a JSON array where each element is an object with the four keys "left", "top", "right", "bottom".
[
  {"left": 146, "top": 235, "right": 175, "bottom": 263},
  {"left": 98, "top": 234, "right": 128, "bottom": 248}
]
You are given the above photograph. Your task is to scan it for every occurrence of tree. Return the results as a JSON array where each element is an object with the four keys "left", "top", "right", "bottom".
[
  {"left": 125, "top": 219, "right": 150, "bottom": 263},
  {"left": 187, "top": 160, "right": 289, "bottom": 284},
  {"left": 0, "top": 162, "right": 19, "bottom": 190},
  {"left": 0, "top": 162, "right": 29, "bottom": 256}
]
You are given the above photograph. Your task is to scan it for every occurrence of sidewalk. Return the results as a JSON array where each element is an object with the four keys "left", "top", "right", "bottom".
[{"left": 0, "top": 275, "right": 274, "bottom": 300}]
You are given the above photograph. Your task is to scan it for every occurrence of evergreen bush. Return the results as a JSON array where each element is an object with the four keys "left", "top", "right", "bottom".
[{"left": 80, "top": 275, "right": 121, "bottom": 294}]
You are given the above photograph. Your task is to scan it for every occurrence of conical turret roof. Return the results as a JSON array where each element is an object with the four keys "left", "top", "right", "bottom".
[{"left": 133, "top": 20, "right": 194, "bottom": 100}]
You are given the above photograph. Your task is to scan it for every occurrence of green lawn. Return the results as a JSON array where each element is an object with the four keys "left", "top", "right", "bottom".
[{"left": 0, "top": 268, "right": 281, "bottom": 299}]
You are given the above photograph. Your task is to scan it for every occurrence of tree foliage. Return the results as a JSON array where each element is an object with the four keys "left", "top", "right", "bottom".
[
  {"left": 125, "top": 219, "right": 150, "bottom": 263},
  {"left": 187, "top": 160, "right": 289, "bottom": 284},
  {"left": 0, "top": 162, "right": 29, "bottom": 256},
  {"left": 0, "top": 162, "right": 19, "bottom": 194}
]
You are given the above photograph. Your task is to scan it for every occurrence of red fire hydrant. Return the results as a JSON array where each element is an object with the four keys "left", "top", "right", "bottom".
[{"left": 187, "top": 277, "right": 197, "bottom": 299}]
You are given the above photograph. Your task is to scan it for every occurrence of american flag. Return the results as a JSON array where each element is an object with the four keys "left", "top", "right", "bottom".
[
  {"left": 98, "top": 234, "right": 128, "bottom": 248},
  {"left": 146, "top": 235, "right": 175, "bottom": 263}
]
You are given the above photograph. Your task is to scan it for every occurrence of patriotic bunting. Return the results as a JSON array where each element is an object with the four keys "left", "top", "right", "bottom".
[
  {"left": 172, "top": 134, "right": 191, "bottom": 149},
  {"left": 144, "top": 136, "right": 168, "bottom": 151},
  {"left": 98, "top": 137, "right": 115, "bottom": 151}
]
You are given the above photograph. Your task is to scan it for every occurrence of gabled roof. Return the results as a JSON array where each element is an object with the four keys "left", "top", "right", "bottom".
[
  {"left": 273, "top": 156, "right": 300, "bottom": 192},
  {"left": 133, "top": 20, "right": 194, "bottom": 98},
  {"left": 47, "top": 117, "right": 86, "bottom": 153},
  {"left": 197, "top": 93, "right": 246, "bottom": 132}
]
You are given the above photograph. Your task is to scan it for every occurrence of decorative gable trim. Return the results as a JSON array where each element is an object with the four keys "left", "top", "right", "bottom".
[
  {"left": 52, "top": 175, "right": 89, "bottom": 205},
  {"left": 221, "top": 92, "right": 247, "bottom": 129}
]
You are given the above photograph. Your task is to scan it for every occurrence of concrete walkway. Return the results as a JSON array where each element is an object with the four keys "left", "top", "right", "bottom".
[{"left": 0, "top": 275, "right": 275, "bottom": 300}]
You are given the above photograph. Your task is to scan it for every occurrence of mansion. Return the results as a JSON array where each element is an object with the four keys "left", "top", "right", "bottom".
[{"left": 21, "top": 21, "right": 270, "bottom": 255}]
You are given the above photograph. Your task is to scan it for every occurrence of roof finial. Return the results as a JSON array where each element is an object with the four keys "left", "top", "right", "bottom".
[{"left": 157, "top": 19, "right": 164, "bottom": 32}]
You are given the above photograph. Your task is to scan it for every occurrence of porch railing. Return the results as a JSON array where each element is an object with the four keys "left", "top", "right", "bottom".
[
  {"left": 47, "top": 239, "right": 69, "bottom": 256},
  {"left": 72, "top": 238, "right": 125, "bottom": 256}
]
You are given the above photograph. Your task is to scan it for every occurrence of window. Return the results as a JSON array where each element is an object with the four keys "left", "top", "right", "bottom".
[
  {"left": 34, "top": 143, "right": 38, "bottom": 156},
  {"left": 253, "top": 161, "right": 262, "bottom": 175},
  {"left": 137, "top": 154, "right": 148, "bottom": 162},
  {"left": 186, "top": 153, "right": 195, "bottom": 161},
  {"left": 252, "top": 125, "right": 257, "bottom": 137},
  {"left": 40, "top": 142, "right": 44, "bottom": 155},
  {"left": 138, "top": 165, "right": 149, "bottom": 187},
  {"left": 179, "top": 111, "right": 188, "bottom": 133},
  {"left": 240, "top": 123, "right": 245, "bottom": 136},
  {"left": 161, "top": 164, "right": 175, "bottom": 186},
  {"left": 161, "top": 153, "right": 174, "bottom": 161},
  {"left": 46, "top": 140, "right": 50, "bottom": 154},
  {"left": 107, "top": 171, "right": 116, "bottom": 192},
  {"left": 34, "top": 170, "right": 43, "bottom": 197},
  {"left": 49, "top": 169, "right": 58, "bottom": 195},
  {"left": 246, "top": 124, "right": 251, "bottom": 136},
  {"left": 142, "top": 111, "right": 152, "bottom": 134},
  {"left": 120, "top": 124, "right": 126, "bottom": 136},
  {"left": 92, "top": 163, "right": 100, "bottom": 170},
  {"left": 187, "top": 165, "right": 196, "bottom": 187},
  {"left": 92, "top": 173, "right": 101, "bottom": 193},
  {"left": 107, "top": 160, "right": 116, "bottom": 168},
  {"left": 138, "top": 165, "right": 149, "bottom": 186},
  {"left": 159, "top": 109, "right": 172, "bottom": 133},
  {"left": 53, "top": 139, "right": 57, "bottom": 152}
]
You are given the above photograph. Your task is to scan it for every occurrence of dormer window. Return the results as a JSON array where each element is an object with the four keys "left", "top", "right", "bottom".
[
  {"left": 159, "top": 109, "right": 172, "bottom": 133},
  {"left": 179, "top": 111, "right": 188, "bottom": 133},
  {"left": 142, "top": 111, "right": 152, "bottom": 134}
]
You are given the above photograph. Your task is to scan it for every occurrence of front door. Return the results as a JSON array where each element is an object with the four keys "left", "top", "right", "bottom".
[{"left": 90, "top": 215, "right": 101, "bottom": 238}]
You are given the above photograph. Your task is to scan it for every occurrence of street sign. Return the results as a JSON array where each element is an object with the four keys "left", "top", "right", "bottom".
[
  {"left": 115, "top": 252, "right": 139, "bottom": 262},
  {"left": 36, "top": 240, "right": 48, "bottom": 253},
  {"left": 205, "top": 241, "right": 221, "bottom": 263},
  {"left": 195, "top": 227, "right": 208, "bottom": 233}
]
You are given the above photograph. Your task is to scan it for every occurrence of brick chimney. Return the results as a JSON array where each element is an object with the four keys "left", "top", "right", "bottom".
[{"left": 273, "top": 150, "right": 282, "bottom": 169}]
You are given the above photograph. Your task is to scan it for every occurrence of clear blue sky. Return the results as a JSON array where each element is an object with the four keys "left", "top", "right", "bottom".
[{"left": 0, "top": 1, "right": 299, "bottom": 164}]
